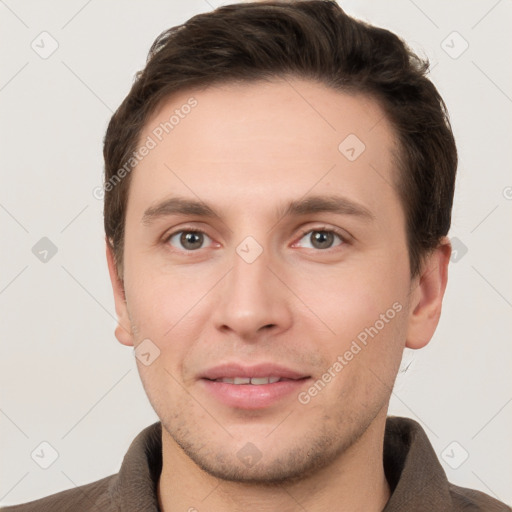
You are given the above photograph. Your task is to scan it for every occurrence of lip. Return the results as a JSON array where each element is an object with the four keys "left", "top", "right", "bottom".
[
  {"left": 199, "top": 362, "right": 311, "bottom": 410},
  {"left": 200, "top": 362, "right": 308, "bottom": 381}
]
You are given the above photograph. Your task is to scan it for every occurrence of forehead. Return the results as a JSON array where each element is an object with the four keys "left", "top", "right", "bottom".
[
  {"left": 127, "top": 78, "right": 400, "bottom": 219},
  {"left": 145, "top": 78, "right": 394, "bottom": 160}
]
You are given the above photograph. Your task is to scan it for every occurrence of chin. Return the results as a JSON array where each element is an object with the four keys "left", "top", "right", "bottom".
[{"left": 169, "top": 421, "right": 356, "bottom": 486}]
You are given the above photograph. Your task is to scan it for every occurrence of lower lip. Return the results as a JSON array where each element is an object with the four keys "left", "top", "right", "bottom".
[{"left": 200, "top": 378, "right": 310, "bottom": 409}]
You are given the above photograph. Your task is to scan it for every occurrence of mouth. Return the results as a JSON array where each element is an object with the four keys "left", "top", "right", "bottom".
[
  {"left": 199, "top": 363, "right": 311, "bottom": 409},
  {"left": 207, "top": 376, "right": 295, "bottom": 385}
]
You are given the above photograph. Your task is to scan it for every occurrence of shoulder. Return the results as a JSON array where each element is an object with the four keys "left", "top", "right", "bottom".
[
  {"left": 449, "top": 482, "right": 511, "bottom": 511},
  {"left": 0, "top": 474, "right": 116, "bottom": 512}
]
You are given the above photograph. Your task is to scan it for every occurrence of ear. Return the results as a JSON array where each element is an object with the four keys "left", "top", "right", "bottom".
[
  {"left": 405, "top": 237, "right": 451, "bottom": 349},
  {"left": 106, "top": 239, "right": 135, "bottom": 347}
]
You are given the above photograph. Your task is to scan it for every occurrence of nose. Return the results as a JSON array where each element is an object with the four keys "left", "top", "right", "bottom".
[{"left": 211, "top": 242, "right": 293, "bottom": 342}]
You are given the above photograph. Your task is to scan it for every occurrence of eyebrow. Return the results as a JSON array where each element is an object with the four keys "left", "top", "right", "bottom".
[{"left": 141, "top": 194, "right": 375, "bottom": 225}]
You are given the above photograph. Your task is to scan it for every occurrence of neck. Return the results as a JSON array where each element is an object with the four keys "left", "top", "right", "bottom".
[{"left": 157, "top": 412, "right": 391, "bottom": 512}]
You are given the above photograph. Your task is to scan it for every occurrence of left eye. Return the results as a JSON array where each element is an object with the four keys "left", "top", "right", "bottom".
[
  {"left": 167, "top": 230, "right": 213, "bottom": 251},
  {"left": 295, "top": 229, "right": 344, "bottom": 250}
]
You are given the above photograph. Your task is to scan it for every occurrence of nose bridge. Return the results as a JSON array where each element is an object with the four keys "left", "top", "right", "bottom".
[
  {"left": 227, "top": 226, "right": 275, "bottom": 294},
  {"left": 228, "top": 239, "right": 274, "bottom": 307},
  {"left": 212, "top": 235, "right": 292, "bottom": 338}
]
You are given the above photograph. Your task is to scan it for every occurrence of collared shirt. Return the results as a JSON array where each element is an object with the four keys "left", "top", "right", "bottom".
[{"left": 1, "top": 416, "right": 509, "bottom": 511}]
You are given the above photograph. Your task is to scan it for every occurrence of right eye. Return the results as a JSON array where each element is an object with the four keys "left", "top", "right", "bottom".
[{"left": 165, "top": 230, "right": 214, "bottom": 251}]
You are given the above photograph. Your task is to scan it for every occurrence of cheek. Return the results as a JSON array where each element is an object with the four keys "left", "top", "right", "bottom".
[
  {"left": 123, "top": 261, "right": 217, "bottom": 376},
  {"left": 291, "top": 257, "right": 409, "bottom": 394},
  {"left": 295, "top": 260, "right": 406, "bottom": 334},
  {"left": 123, "top": 252, "right": 196, "bottom": 335}
]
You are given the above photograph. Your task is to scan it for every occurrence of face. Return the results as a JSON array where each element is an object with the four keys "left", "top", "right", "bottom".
[{"left": 109, "top": 78, "right": 431, "bottom": 484}]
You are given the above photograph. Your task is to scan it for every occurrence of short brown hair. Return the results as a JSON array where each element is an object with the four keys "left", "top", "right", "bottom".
[{"left": 103, "top": 0, "right": 457, "bottom": 278}]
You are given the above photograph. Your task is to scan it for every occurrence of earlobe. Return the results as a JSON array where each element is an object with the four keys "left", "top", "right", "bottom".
[
  {"left": 405, "top": 238, "right": 451, "bottom": 349},
  {"left": 105, "top": 238, "right": 135, "bottom": 347}
]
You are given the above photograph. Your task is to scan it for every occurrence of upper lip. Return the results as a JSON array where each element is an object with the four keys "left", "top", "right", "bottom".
[{"left": 200, "top": 363, "right": 309, "bottom": 381}]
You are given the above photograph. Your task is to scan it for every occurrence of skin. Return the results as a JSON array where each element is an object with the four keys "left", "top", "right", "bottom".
[{"left": 107, "top": 78, "right": 451, "bottom": 512}]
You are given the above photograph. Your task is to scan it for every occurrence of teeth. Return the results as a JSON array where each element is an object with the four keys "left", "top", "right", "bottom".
[
  {"left": 250, "top": 377, "right": 273, "bottom": 385},
  {"left": 216, "top": 376, "right": 281, "bottom": 385}
]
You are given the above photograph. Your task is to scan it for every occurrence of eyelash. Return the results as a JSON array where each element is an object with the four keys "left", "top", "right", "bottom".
[{"left": 163, "top": 225, "right": 348, "bottom": 253}]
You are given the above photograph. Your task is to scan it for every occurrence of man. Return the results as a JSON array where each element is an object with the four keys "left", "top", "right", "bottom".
[{"left": 2, "top": 1, "right": 509, "bottom": 511}]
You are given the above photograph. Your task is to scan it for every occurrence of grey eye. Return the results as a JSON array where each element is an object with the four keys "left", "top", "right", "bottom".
[
  {"left": 298, "top": 230, "right": 343, "bottom": 250},
  {"left": 168, "top": 231, "right": 211, "bottom": 251}
]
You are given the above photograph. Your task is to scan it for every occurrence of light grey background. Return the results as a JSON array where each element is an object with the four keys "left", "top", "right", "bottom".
[{"left": 1, "top": 0, "right": 511, "bottom": 507}]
